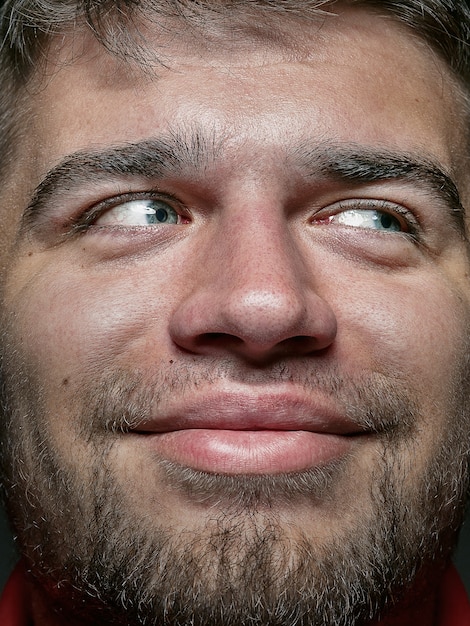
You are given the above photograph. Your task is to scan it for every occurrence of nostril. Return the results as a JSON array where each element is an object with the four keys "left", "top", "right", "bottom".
[
  {"left": 278, "top": 335, "right": 320, "bottom": 351},
  {"left": 187, "top": 332, "right": 331, "bottom": 361},
  {"left": 194, "top": 332, "right": 245, "bottom": 349}
]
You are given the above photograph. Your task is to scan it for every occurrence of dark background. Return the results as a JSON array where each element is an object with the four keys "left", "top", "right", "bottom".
[{"left": 1, "top": 501, "right": 470, "bottom": 593}]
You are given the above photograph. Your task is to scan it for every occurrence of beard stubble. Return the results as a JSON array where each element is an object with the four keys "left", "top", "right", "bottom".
[{"left": 1, "top": 351, "right": 469, "bottom": 626}]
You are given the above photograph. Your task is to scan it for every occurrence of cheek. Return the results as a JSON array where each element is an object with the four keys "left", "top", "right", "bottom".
[
  {"left": 334, "top": 272, "right": 470, "bottom": 462},
  {"left": 336, "top": 272, "right": 465, "bottom": 381},
  {"left": 5, "top": 253, "right": 470, "bottom": 502},
  {"left": 6, "top": 263, "right": 177, "bottom": 386}
]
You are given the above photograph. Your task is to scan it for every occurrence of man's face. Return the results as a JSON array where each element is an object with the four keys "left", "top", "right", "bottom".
[{"left": 1, "top": 6, "right": 470, "bottom": 626}]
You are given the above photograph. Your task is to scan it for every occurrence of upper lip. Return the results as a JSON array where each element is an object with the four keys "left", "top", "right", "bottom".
[{"left": 130, "top": 386, "right": 366, "bottom": 436}]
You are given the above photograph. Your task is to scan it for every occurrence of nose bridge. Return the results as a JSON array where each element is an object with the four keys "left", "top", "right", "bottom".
[
  {"left": 214, "top": 197, "right": 302, "bottom": 305},
  {"left": 220, "top": 203, "right": 301, "bottom": 298}
]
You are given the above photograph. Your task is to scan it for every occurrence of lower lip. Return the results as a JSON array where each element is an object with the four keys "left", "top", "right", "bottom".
[{"left": 135, "top": 429, "right": 353, "bottom": 474}]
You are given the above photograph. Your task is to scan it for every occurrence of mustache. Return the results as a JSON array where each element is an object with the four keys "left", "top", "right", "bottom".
[{"left": 77, "top": 359, "right": 418, "bottom": 440}]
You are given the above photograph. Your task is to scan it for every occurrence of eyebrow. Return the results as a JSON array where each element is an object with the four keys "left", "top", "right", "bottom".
[{"left": 22, "top": 134, "right": 465, "bottom": 235}]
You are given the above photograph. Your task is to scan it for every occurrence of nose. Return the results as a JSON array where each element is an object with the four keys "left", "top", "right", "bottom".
[{"left": 169, "top": 202, "right": 337, "bottom": 363}]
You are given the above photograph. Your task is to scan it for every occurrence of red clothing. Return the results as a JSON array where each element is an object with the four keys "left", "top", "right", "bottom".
[
  {"left": 0, "top": 564, "right": 32, "bottom": 626},
  {"left": 436, "top": 566, "right": 470, "bottom": 625},
  {"left": 1, "top": 563, "right": 469, "bottom": 625}
]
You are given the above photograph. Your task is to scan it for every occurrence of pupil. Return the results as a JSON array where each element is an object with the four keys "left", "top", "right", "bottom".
[
  {"left": 380, "top": 213, "right": 394, "bottom": 229},
  {"left": 155, "top": 207, "right": 169, "bottom": 222}
]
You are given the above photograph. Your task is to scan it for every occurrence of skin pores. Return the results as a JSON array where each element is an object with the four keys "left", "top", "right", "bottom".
[{"left": 1, "top": 6, "right": 470, "bottom": 626}]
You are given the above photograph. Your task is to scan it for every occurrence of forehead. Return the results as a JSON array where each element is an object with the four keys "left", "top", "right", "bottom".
[
  {"left": 10, "top": 5, "right": 470, "bottom": 206},
  {"left": 34, "top": 10, "right": 466, "bottom": 132}
]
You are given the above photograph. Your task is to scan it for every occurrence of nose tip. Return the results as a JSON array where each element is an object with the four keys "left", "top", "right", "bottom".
[
  {"left": 222, "top": 288, "right": 336, "bottom": 353},
  {"left": 170, "top": 283, "right": 337, "bottom": 362}
]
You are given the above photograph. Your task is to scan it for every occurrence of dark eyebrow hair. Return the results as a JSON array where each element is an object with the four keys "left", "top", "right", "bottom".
[{"left": 22, "top": 135, "right": 466, "bottom": 236}]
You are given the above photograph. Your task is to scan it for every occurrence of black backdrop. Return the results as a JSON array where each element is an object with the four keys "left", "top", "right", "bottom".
[{"left": 1, "top": 502, "right": 470, "bottom": 594}]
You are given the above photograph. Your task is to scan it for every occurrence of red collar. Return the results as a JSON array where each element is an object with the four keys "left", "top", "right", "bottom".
[
  {"left": 0, "top": 563, "right": 32, "bottom": 626},
  {"left": 435, "top": 565, "right": 470, "bottom": 625}
]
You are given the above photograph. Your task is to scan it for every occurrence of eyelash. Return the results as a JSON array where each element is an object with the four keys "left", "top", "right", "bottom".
[
  {"left": 69, "top": 190, "right": 188, "bottom": 234},
  {"left": 318, "top": 198, "right": 421, "bottom": 240}
]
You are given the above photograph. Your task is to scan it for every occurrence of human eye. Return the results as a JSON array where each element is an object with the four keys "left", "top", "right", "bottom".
[
  {"left": 331, "top": 208, "right": 401, "bottom": 232},
  {"left": 73, "top": 192, "right": 189, "bottom": 233},
  {"left": 315, "top": 199, "right": 418, "bottom": 238},
  {"left": 94, "top": 196, "right": 185, "bottom": 227}
]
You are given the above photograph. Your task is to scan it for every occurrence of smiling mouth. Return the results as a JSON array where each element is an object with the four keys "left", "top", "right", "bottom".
[
  {"left": 126, "top": 388, "right": 369, "bottom": 475},
  {"left": 131, "top": 428, "right": 359, "bottom": 475}
]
